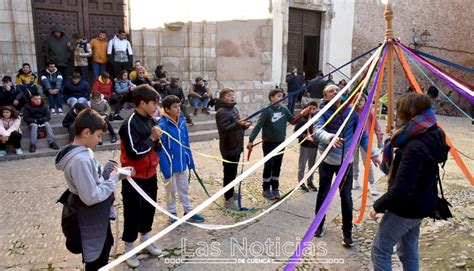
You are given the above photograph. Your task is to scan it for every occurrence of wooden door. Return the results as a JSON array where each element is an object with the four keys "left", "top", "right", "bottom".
[
  {"left": 287, "top": 8, "right": 322, "bottom": 80},
  {"left": 31, "top": 0, "right": 128, "bottom": 71}
]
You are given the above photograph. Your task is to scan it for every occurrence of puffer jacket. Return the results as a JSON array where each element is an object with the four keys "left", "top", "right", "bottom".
[
  {"left": 114, "top": 79, "right": 135, "bottom": 94},
  {"left": 215, "top": 99, "right": 247, "bottom": 157},
  {"left": 73, "top": 39, "right": 92, "bottom": 67},
  {"left": 91, "top": 76, "right": 113, "bottom": 99},
  {"left": 157, "top": 111, "right": 195, "bottom": 179},
  {"left": 16, "top": 70, "right": 39, "bottom": 98},
  {"left": 22, "top": 100, "right": 50, "bottom": 124}
]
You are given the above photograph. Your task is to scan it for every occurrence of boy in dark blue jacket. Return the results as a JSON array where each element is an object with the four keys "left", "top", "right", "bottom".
[
  {"left": 62, "top": 72, "right": 90, "bottom": 108},
  {"left": 157, "top": 95, "right": 205, "bottom": 223}
]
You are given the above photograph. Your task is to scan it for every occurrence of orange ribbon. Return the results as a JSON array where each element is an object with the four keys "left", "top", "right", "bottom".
[{"left": 395, "top": 44, "right": 473, "bottom": 185}]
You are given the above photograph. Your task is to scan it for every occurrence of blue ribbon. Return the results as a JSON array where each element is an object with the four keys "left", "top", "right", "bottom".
[{"left": 414, "top": 49, "right": 474, "bottom": 73}]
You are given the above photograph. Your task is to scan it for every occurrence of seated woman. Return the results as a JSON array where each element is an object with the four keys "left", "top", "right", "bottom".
[{"left": 114, "top": 70, "right": 136, "bottom": 114}]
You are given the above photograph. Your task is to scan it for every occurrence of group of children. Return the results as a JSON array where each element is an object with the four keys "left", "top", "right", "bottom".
[{"left": 56, "top": 82, "right": 384, "bottom": 269}]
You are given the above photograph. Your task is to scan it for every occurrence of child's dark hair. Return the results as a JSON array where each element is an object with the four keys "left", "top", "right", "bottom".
[
  {"left": 1, "top": 106, "right": 19, "bottom": 119},
  {"left": 73, "top": 102, "right": 87, "bottom": 113},
  {"left": 2, "top": 76, "right": 12, "bottom": 83},
  {"left": 268, "top": 89, "right": 284, "bottom": 101},
  {"left": 306, "top": 100, "right": 318, "bottom": 108},
  {"left": 91, "top": 91, "right": 101, "bottom": 100},
  {"left": 118, "top": 70, "right": 128, "bottom": 79},
  {"left": 132, "top": 84, "right": 159, "bottom": 106},
  {"left": 71, "top": 72, "right": 81, "bottom": 80},
  {"left": 162, "top": 95, "right": 181, "bottom": 109},
  {"left": 100, "top": 71, "right": 110, "bottom": 79},
  {"left": 74, "top": 108, "right": 107, "bottom": 135},
  {"left": 219, "top": 87, "right": 234, "bottom": 99}
]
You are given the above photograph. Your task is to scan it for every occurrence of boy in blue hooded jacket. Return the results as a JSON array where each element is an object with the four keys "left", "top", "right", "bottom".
[{"left": 157, "top": 95, "right": 205, "bottom": 223}]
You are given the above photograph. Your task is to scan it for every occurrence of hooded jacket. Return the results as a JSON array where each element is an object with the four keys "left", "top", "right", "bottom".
[
  {"left": 374, "top": 125, "right": 451, "bottom": 219},
  {"left": 249, "top": 104, "right": 296, "bottom": 143},
  {"left": 106, "top": 35, "right": 133, "bottom": 63},
  {"left": 91, "top": 76, "right": 113, "bottom": 99},
  {"left": 55, "top": 145, "right": 118, "bottom": 262},
  {"left": 119, "top": 111, "right": 162, "bottom": 179},
  {"left": 22, "top": 100, "right": 50, "bottom": 124},
  {"left": 0, "top": 85, "right": 23, "bottom": 106},
  {"left": 157, "top": 111, "right": 195, "bottom": 179},
  {"left": 215, "top": 99, "right": 247, "bottom": 157},
  {"left": 114, "top": 78, "right": 135, "bottom": 94},
  {"left": 44, "top": 26, "right": 70, "bottom": 66},
  {"left": 63, "top": 79, "right": 90, "bottom": 100},
  {"left": 89, "top": 96, "right": 111, "bottom": 116},
  {"left": 163, "top": 85, "right": 185, "bottom": 102}
]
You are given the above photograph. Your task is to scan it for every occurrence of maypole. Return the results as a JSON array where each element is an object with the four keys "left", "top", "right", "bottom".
[{"left": 384, "top": 0, "right": 395, "bottom": 132}]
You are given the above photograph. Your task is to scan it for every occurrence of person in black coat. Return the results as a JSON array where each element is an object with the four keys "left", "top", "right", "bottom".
[
  {"left": 370, "top": 93, "right": 451, "bottom": 271},
  {"left": 163, "top": 78, "right": 192, "bottom": 124},
  {"left": 215, "top": 88, "right": 251, "bottom": 209},
  {"left": 62, "top": 103, "right": 87, "bottom": 142},
  {"left": 62, "top": 73, "right": 90, "bottom": 108},
  {"left": 0, "top": 76, "right": 27, "bottom": 112}
]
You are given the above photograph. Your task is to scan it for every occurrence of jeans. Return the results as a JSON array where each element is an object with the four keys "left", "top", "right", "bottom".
[
  {"left": 121, "top": 175, "right": 158, "bottom": 243},
  {"left": 262, "top": 141, "right": 285, "bottom": 190},
  {"left": 48, "top": 93, "right": 63, "bottom": 109},
  {"left": 67, "top": 97, "right": 88, "bottom": 108},
  {"left": 190, "top": 96, "right": 209, "bottom": 109},
  {"left": 315, "top": 162, "right": 353, "bottom": 235},
  {"left": 287, "top": 92, "right": 297, "bottom": 114},
  {"left": 29, "top": 122, "right": 55, "bottom": 144},
  {"left": 222, "top": 155, "right": 240, "bottom": 200},
  {"left": 353, "top": 146, "right": 375, "bottom": 186},
  {"left": 371, "top": 211, "right": 422, "bottom": 271},
  {"left": 92, "top": 62, "right": 106, "bottom": 80},
  {"left": 297, "top": 146, "right": 317, "bottom": 186}
]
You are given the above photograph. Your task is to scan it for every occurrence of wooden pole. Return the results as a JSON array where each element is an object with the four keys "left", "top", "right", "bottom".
[{"left": 384, "top": 0, "right": 394, "bottom": 133}]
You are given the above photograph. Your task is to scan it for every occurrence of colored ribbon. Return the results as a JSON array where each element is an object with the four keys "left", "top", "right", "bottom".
[
  {"left": 395, "top": 43, "right": 474, "bottom": 186},
  {"left": 413, "top": 49, "right": 474, "bottom": 73},
  {"left": 399, "top": 43, "right": 473, "bottom": 104},
  {"left": 285, "top": 45, "right": 387, "bottom": 270},
  {"left": 100, "top": 43, "right": 385, "bottom": 271}
]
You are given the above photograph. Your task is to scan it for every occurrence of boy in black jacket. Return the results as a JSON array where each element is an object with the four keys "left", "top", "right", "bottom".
[
  {"left": 22, "top": 94, "right": 59, "bottom": 153},
  {"left": 62, "top": 103, "right": 87, "bottom": 142},
  {"left": 215, "top": 88, "right": 251, "bottom": 209},
  {"left": 163, "top": 77, "right": 193, "bottom": 125}
]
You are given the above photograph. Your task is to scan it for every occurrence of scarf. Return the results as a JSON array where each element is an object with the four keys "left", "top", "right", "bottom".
[{"left": 380, "top": 107, "right": 437, "bottom": 175}]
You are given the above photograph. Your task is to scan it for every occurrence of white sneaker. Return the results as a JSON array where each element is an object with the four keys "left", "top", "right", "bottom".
[
  {"left": 15, "top": 148, "right": 23, "bottom": 155},
  {"left": 145, "top": 242, "right": 164, "bottom": 257},
  {"left": 125, "top": 255, "right": 140, "bottom": 268},
  {"left": 0, "top": 150, "right": 6, "bottom": 157},
  {"left": 58, "top": 108, "right": 64, "bottom": 115},
  {"left": 50, "top": 108, "right": 56, "bottom": 115},
  {"left": 369, "top": 183, "right": 379, "bottom": 196}
]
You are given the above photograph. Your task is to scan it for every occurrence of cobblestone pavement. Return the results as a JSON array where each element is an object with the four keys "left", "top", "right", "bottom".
[{"left": 1, "top": 116, "right": 472, "bottom": 270}]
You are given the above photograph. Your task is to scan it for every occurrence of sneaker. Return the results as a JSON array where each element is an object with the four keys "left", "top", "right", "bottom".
[
  {"left": 125, "top": 255, "right": 140, "bottom": 268},
  {"left": 186, "top": 213, "right": 205, "bottom": 223},
  {"left": 300, "top": 184, "right": 309, "bottom": 192},
  {"left": 50, "top": 141, "right": 60, "bottom": 150},
  {"left": 342, "top": 233, "right": 354, "bottom": 247},
  {"left": 224, "top": 197, "right": 239, "bottom": 210},
  {"left": 169, "top": 213, "right": 177, "bottom": 224},
  {"left": 98, "top": 141, "right": 103, "bottom": 145},
  {"left": 307, "top": 183, "right": 318, "bottom": 192},
  {"left": 58, "top": 108, "right": 63, "bottom": 115},
  {"left": 108, "top": 115, "right": 115, "bottom": 122},
  {"left": 272, "top": 188, "right": 281, "bottom": 199},
  {"left": 110, "top": 135, "right": 117, "bottom": 143},
  {"left": 369, "top": 183, "right": 379, "bottom": 196},
  {"left": 50, "top": 108, "right": 56, "bottom": 115},
  {"left": 262, "top": 189, "right": 274, "bottom": 200},
  {"left": 15, "top": 148, "right": 23, "bottom": 155},
  {"left": 145, "top": 243, "right": 164, "bottom": 257},
  {"left": 314, "top": 227, "right": 325, "bottom": 237},
  {"left": 114, "top": 114, "right": 124, "bottom": 121},
  {"left": 29, "top": 144, "right": 36, "bottom": 153},
  {"left": 0, "top": 150, "right": 6, "bottom": 157}
]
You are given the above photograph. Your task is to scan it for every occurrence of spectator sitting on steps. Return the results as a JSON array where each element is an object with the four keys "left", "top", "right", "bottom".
[
  {"left": 40, "top": 61, "right": 64, "bottom": 115},
  {"left": 62, "top": 72, "right": 90, "bottom": 108},
  {"left": 16, "top": 63, "right": 39, "bottom": 99},
  {"left": 0, "top": 76, "right": 27, "bottom": 112},
  {"left": 188, "top": 76, "right": 212, "bottom": 115}
]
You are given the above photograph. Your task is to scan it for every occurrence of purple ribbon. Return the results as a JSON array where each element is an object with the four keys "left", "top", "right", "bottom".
[
  {"left": 399, "top": 43, "right": 474, "bottom": 105},
  {"left": 284, "top": 46, "right": 388, "bottom": 270}
]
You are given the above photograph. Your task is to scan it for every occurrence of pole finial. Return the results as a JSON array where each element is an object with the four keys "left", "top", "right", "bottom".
[{"left": 384, "top": 0, "right": 394, "bottom": 40}]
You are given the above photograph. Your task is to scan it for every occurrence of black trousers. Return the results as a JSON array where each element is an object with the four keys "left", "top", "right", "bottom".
[
  {"left": 262, "top": 141, "right": 285, "bottom": 190},
  {"left": 222, "top": 155, "right": 240, "bottom": 200},
  {"left": 121, "top": 175, "right": 157, "bottom": 242},
  {"left": 0, "top": 131, "right": 22, "bottom": 150},
  {"left": 110, "top": 93, "right": 132, "bottom": 115},
  {"left": 112, "top": 61, "right": 132, "bottom": 78},
  {"left": 84, "top": 222, "right": 113, "bottom": 271},
  {"left": 315, "top": 162, "right": 354, "bottom": 235},
  {"left": 104, "top": 118, "right": 116, "bottom": 136}
]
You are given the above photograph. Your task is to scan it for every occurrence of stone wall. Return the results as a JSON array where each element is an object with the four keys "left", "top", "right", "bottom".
[
  {"left": 131, "top": 19, "right": 275, "bottom": 115},
  {"left": 0, "top": 0, "right": 36, "bottom": 78},
  {"left": 352, "top": 0, "right": 473, "bottom": 116}
]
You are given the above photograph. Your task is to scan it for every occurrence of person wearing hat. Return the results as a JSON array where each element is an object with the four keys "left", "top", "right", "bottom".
[{"left": 0, "top": 105, "right": 23, "bottom": 156}]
